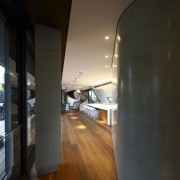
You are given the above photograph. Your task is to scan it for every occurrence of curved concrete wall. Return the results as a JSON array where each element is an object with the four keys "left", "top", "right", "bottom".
[{"left": 116, "top": 0, "right": 180, "bottom": 179}]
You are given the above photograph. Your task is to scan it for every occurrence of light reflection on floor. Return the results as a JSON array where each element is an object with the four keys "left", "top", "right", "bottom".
[
  {"left": 70, "top": 116, "right": 79, "bottom": 120},
  {"left": 76, "top": 125, "right": 86, "bottom": 129}
]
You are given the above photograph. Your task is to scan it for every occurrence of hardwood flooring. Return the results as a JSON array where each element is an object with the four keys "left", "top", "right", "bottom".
[{"left": 39, "top": 111, "right": 117, "bottom": 180}]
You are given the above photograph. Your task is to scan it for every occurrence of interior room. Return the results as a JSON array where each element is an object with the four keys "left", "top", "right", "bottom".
[{"left": 0, "top": 0, "right": 180, "bottom": 180}]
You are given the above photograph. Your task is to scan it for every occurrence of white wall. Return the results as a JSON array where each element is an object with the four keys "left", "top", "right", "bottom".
[{"left": 35, "top": 25, "right": 61, "bottom": 175}]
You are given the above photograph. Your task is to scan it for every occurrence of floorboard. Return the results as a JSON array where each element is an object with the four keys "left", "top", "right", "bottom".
[{"left": 38, "top": 111, "right": 117, "bottom": 180}]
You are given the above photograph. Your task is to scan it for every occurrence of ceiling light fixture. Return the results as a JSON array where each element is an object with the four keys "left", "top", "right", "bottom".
[
  {"left": 105, "top": 65, "right": 109, "bottom": 68},
  {"left": 105, "top": 36, "right": 109, "bottom": 40},
  {"left": 105, "top": 55, "right": 109, "bottom": 58}
]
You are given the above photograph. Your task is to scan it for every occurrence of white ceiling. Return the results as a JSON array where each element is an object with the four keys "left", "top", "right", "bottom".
[{"left": 62, "top": 0, "right": 134, "bottom": 88}]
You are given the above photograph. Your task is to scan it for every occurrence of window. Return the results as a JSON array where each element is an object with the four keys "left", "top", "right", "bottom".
[{"left": 88, "top": 90, "right": 100, "bottom": 103}]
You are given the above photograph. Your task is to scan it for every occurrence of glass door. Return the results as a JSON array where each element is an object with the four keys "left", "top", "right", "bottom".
[{"left": 0, "top": 17, "right": 21, "bottom": 180}]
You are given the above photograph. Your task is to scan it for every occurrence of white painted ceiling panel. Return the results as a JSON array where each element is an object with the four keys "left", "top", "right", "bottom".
[{"left": 62, "top": 0, "right": 134, "bottom": 87}]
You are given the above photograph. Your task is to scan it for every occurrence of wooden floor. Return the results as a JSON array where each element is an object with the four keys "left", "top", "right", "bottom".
[{"left": 39, "top": 111, "right": 117, "bottom": 180}]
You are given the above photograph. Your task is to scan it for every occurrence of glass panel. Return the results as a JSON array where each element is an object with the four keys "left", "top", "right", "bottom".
[
  {"left": 26, "top": 41, "right": 35, "bottom": 166},
  {"left": 0, "top": 65, "right": 5, "bottom": 138},
  {"left": 27, "top": 73, "right": 35, "bottom": 147},
  {"left": 10, "top": 59, "right": 19, "bottom": 130},
  {"left": 88, "top": 90, "right": 100, "bottom": 103},
  {"left": 0, "top": 65, "right": 5, "bottom": 178},
  {"left": 91, "top": 90, "right": 100, "bottom": 102},
  {"left": 4, "top": 45, "right": 19, "bottom": 134},
  {"left": 0, "top": 134, "right": 5, "bottom": 179},
  {"left": 0, "top": 17, "right": 21, "bottom": 179},
  {"left": 0, "top": 24, "right": 19, "bottom": 134},
  {"left": 5, "top": 127, "right": 21, "bottom": 179},
  {"left": 0, "top": 19, "right": 5, "bottom": 153},
  {"left": 0, "top": 127, "right": 21, "bottom": 180}
]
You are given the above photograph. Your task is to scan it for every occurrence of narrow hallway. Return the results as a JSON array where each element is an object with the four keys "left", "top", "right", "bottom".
[{"left": 39, "top": 111, "right": 117, "bottom": 180}]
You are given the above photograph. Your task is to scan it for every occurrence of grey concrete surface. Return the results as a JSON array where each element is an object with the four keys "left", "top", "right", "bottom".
[{"left": 116, "top": 0, "right": 180, "bottom": 179}]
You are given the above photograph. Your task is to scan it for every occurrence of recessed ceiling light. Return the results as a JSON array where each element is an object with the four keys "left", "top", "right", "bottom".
[
  {"left": 105, "top": 36, "right": 109, "bottom": 40},
  {"left": 105, "top": 65, "right": 109, "bottom": 68},
  {"left": 105, "top": 55, "right": 109, "bottom": 58},
  {"left": 27, "top": 82, "right": 31, "bottom": 86}
]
